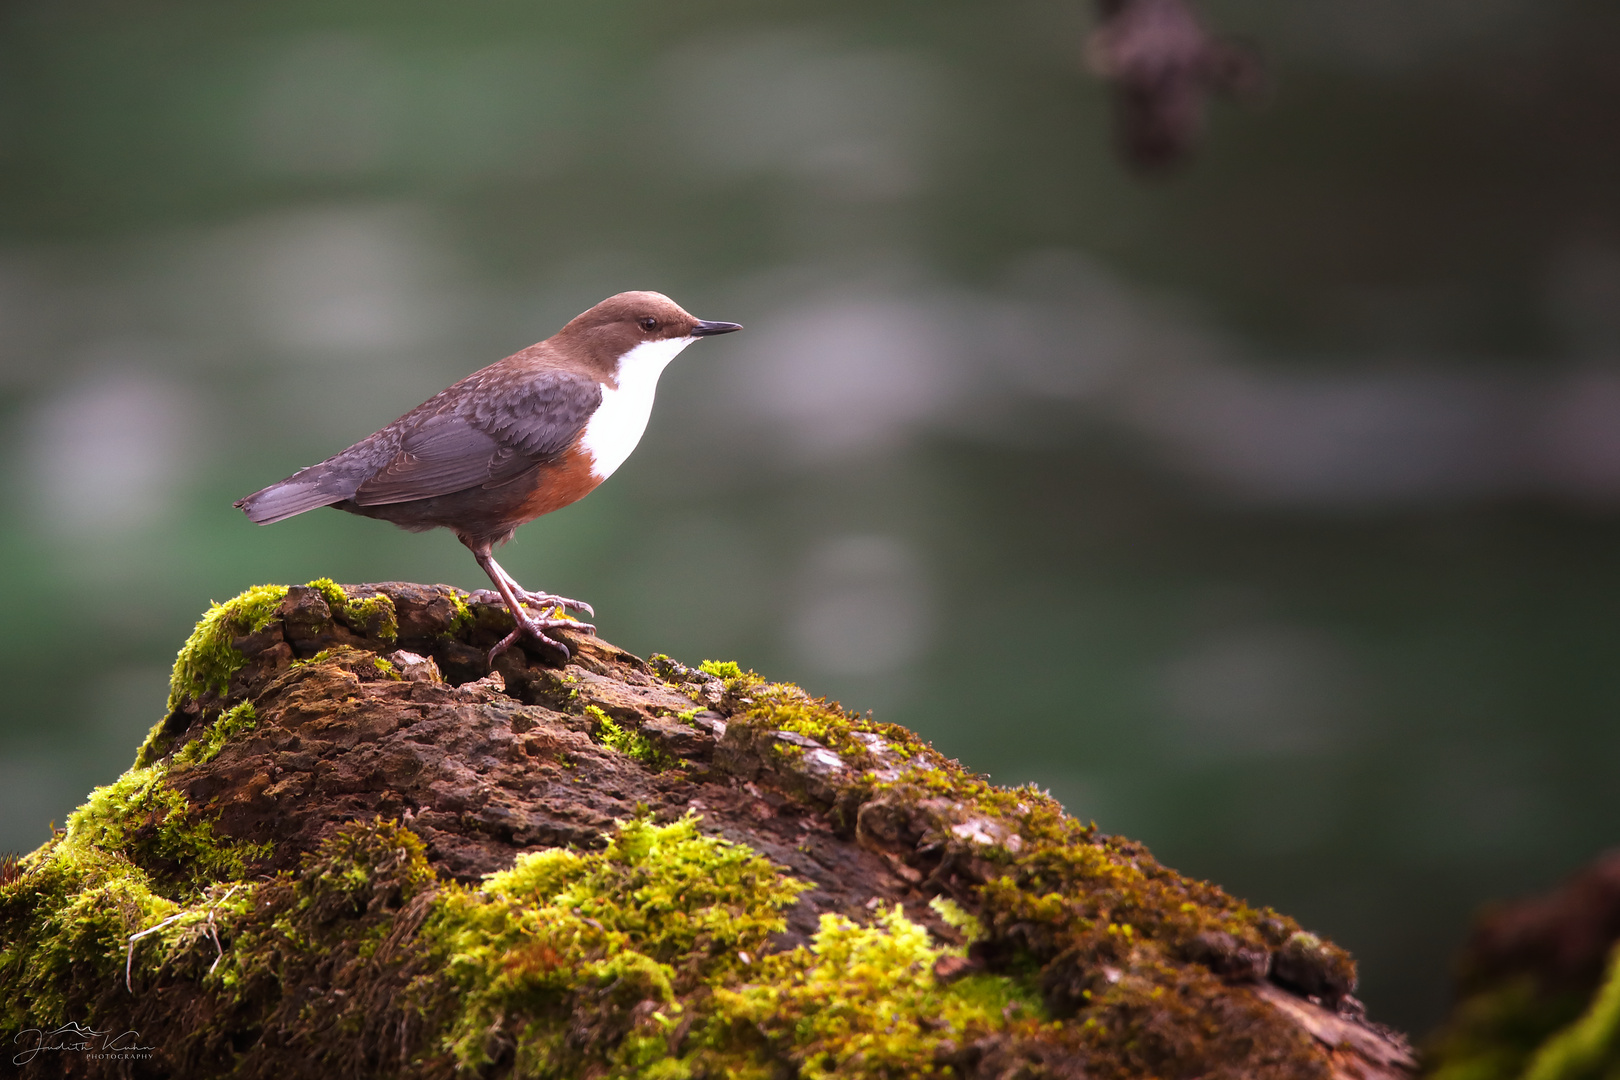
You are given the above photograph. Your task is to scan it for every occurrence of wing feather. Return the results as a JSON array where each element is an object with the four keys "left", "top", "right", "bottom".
[{"left": 351, "top": 372, "right": 602, "bottom": 507}]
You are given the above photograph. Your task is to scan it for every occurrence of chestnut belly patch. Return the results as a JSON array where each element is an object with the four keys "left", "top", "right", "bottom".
[{"left": 515, "top": 440, "right": 601, "bottom": 521}]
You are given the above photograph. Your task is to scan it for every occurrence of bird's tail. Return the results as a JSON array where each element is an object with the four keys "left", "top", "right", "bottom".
[{"left": 235, "top": 465, "right": 359, "bottom": 524}]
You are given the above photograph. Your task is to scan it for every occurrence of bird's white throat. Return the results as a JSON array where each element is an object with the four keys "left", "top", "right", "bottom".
[{"left": 579, "top": 335, "right": 694, "bottom": 481}]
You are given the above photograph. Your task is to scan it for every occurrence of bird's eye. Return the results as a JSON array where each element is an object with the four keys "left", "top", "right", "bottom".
[{"left": 638, "top": 317, "right": 658, "bottom": 332}]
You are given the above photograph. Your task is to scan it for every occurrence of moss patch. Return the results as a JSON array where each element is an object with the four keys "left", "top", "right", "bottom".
[
  {"left": 1426, "top": 977, "right": 1593, "bottom": 1080},
  {"left": 447, "top": 589, "right": 476, "bottom": 636},
  {"left": 419, "top": 813, "right": 803, "bottom": 1075},
  {"left": 164, "top": 579, "right": 397, "bottom": 716},
  {"left": 60, "top": 765, "right": 265, "bottom": 896},
  {"left": 414, "top": 813, "right": 1045, "bottom": 1080},
  {"left": 1519, "top": 943, "right": 1620, "bottom": 1080},
  {"left": 698, "top": 659, "right": 744, "bottom": 681},
  {"left": 173, "top": 702, "right": 259, "bottom": 768},
  {"left": 308, "top": 577, "right": 399, "bottom": 644},
  {"left": 0, "top": 842, "right": 178, "bottom": 1028},
  {"left": 2, "top": 806, "right": 1057, "bottom": 1078},
  {"left": 0, "top": 757, "right": 268, "bottom": 1030},
  {"left": 589, "top": 705, "right": 678, "bottom": 772},
  {"left": 165, "top": 583, "right": 290, "bottom": 713},
  {"left": 702, "top": 904, "right": 1041, "bottom": 1080},
  {"left": 140, "top": 579, "right": 403, "bottom": 767},
  {"left": 1432, "top": 946, "right": 1620, "bottom": 1080}
]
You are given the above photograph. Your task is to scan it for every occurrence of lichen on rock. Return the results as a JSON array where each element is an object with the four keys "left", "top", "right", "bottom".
[{"left": 0, "top": 581, "right": 1415, "bottom": 1079}]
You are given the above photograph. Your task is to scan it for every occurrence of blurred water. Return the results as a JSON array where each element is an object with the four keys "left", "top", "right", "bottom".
[{"left": 2, "top": 0, "right": 1618, "bottom": 1034}]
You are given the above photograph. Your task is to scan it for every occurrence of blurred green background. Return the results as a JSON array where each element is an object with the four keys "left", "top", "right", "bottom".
[{"left": 3, "top": 0, "right": 1619, "bottom": 1036}]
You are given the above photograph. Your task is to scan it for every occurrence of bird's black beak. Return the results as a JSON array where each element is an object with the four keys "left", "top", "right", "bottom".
[{"left": 691, "top": 320, "right": 743, "bottom": 336}]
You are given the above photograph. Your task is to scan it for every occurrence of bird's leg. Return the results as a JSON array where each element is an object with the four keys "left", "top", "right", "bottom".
[{"left": 472, "top": 552, "right": 594, "bottom": 664}]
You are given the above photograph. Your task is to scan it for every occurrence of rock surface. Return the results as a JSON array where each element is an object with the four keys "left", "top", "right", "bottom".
[{"left": 0, "top": 580, "right": 1417, "bottom": 1080}]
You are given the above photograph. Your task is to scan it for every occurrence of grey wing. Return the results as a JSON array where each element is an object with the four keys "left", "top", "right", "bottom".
[
  {"left": 351, "top": 373, "right": 602, "bottom": 507},
  {"left": 472, "top": 371, "right": 602, "bottom": 459}
]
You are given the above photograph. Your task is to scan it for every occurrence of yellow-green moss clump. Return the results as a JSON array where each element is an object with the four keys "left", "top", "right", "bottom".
[
  {"left": 705, "top": 904, "right": 1040, "bottom": 1080},
  {"left": 164, "top": 578, "right": 393, "bottom": 711},
  {"left": 172, "top": 703, "right": 258, "bottom": 767},
  {"left": 308, "top": 577, "right": 399, "bottom": 644},
  {"left": 415, "top": 814, "right": 1048, "bottom": 1080},
  {"left": 588, "top": 705, "right": 678, "bottom": 772},
  {"left": 165, "top": 583, "right": 290, "bottom": 713},
  {"left": 1518, "top": 948, "right": 1620, "bottom": 1080},
  {"left": 0, "top": 757, "right": 268, "bottom": 1028},
  {"left": 0, "top": 809, "right": 1052, "bottom": 1079}
]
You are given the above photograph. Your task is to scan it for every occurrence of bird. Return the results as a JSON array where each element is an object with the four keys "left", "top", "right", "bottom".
[{"left": 235, "top": 291, "right": 742, "bottom": 661}]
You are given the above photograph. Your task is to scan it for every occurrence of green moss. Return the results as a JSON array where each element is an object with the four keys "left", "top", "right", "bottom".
[
  {"left": 588, "top": 705, "right": 677, "bottom": 772},
  {"left": 62, "top": 765, "right": 264, "bottom": 893},
  {"left": 448, "top": 589, "right": 476, "bottom": 636},
  {"left": 700, "top": 904, "right": 1040, "bottom": 1080},
  {"left": 404, "top": 813, "right": 1048, "bottom": 1079},
  {"left": 165, "top": 583, "right": 290, "bottom": 713},
  {"left": 173, "top": 703, "right": 258, "bottom": 768},
  {"left": 352, "top": 594, "right": 399, "bottom": 642},
  {"left": 0, "top": 842, "right": 177, "bottom": 1027},
  {"left": 698, "top": 659, "right": 744, "bottom": 680},
  {"left": 148, "top": 820, "right": 439, "bottom": 1075},
  {"left": 1518, "top": 944, "right": 1620, "bottom": 1080},
  {"left": 1427, "top": 977, "right": 1594, "bottom": 1080},
  {"left": 703, "top": 677, "right": 1329, "bottom": 1077},
  {"left": 144, "top": 579, "right": 405, "bottom": 768},
  {"left": 725, "top": 678, "right": 924, "bottom": 765},
  {"left": 420, "top": 813, "right": 809, "bottom": 1076},
  {"left": 305, "top": 576, "right": 348, "bottom": 611},
  {"left": 291, "top": 818, "right": 436, "bottom": 924},
  {"left": 307, "top": 577, "right": 399, "bottom": 644},
  {"left": 930, "top": 895, "right": 984, "bottom": 945},
  {"left": 0, "top": 760, "right": 269, "bottom": 1029},
  {"left": 375, "top": 816, "right": 1042, "bottom": 1077}
]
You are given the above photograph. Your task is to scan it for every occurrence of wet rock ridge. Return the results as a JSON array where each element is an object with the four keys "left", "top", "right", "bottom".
[{"left": 0, "top": 580, "right": 1416, "bottom": 1080}]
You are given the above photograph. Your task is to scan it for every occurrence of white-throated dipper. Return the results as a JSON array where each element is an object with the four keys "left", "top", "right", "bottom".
[{"left": 235, "top": 291, "right": 742, "bottom": 660}]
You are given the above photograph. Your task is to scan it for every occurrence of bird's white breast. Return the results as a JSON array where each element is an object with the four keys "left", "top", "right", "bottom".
[{"left": 579, "top": 336, "right": 694, "bottom": 481}]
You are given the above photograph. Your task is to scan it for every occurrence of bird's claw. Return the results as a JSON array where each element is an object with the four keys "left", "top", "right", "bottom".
[
  {"left": 466, "top": 588, "right": 594, "bottom": 619},
  {"left": 517, "top": 591, "right": 595, "bottom": 619},
  {"left": 511, "top": 595, "right": 596, "bottom": 621},
  {"left": 485, "top": 614, "right": 595, "bottom": 667},
  {"left": 532, "top": 615, "right": 595, "bottom": 635}
]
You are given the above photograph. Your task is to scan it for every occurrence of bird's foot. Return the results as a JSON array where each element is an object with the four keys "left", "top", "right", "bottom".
[
  {"left": 486, "top": 612, "right": 595, "bottom": 667},
  {"left": 515, "top": 590, "right": 595, "bottom": 620},
  {"left": 467, "top": 588, "right": 595, "bottom": 620}
]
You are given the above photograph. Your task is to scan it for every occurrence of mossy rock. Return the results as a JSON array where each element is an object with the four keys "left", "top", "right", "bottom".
[
  {"left": 1424, "top": 853, "right": 1620, "bottom": 1080},
  {"left": 0, "top": 582, "right": 1415, "bottom": 1079}
]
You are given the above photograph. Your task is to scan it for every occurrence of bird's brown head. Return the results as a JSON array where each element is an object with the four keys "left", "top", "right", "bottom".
[{"left": 556, "top": 291, "right": 742, "bottom": 373}]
